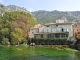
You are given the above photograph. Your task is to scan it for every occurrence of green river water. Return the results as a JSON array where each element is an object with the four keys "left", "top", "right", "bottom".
[{"left": 0, "top": 45, "right": 80, "bottom": 60}]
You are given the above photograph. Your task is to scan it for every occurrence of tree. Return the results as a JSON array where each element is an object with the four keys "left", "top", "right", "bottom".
[
  {"left": 0, "top": 28, "right": 9, "bottom": 35},
  {"left": 2, "top": 37, "right": 9, "bottom": 45},
  {"left": 0, "top": 11, "right": 35, "bottom": 45},
  {"left": 11, "top": 14, "right": 35, "bottom": 40},
  {"left": 10, "top": 28, "right": 24, "bottom": 45},
  {"left": 0, "top": 28, "right": 10, "bottom": 43}
]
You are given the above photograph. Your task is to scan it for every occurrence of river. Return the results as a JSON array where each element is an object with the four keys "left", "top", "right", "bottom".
[{"left": 0, "top": 45, "right": 80, "bottom": 60}]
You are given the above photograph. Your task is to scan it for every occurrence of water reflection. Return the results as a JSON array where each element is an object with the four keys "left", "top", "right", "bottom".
[
  {"left": 9, "top": 47, "right": 80, "bottom": 60},
  {"left": 67, "top": 51, "right": 78, "bottom": 60},
  {"left": 10, "top": 55, "right": 80, "bottom": 60},
  {"left": 34, "top": 47, "right": 80, "bottom": 60}
]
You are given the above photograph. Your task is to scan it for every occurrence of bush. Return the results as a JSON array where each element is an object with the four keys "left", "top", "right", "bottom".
[{"left": 2, "top": 37, "right": 9, "bottom": 45}]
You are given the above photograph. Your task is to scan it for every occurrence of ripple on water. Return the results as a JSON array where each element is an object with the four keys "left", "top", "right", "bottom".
[{"left": 9, "top": 55, "right": 79, "bottom": 60}]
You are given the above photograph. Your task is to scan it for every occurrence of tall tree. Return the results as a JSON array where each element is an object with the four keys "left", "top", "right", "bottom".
[
  {"left": 11, "top": 14, "right": 33, "bottom": 39},
  {"left": 10, "top": 28, "right": 24, "bottom": 45}
]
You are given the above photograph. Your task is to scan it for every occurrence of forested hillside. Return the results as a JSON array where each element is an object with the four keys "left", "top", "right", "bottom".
[{"left": 32, "top": 10, "right": 80, "bottom": 24}]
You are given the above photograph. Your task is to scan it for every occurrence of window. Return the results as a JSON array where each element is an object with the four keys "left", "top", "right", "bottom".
[
  {"left": 61, "top": 28, "right": 64, "bottom": 32},
  {"left": 78, "top": 32, "right": 80, "bottom": 34},
  {"left": 47, "top": 26, "right": 49, "bottom": 27},
  {"left": 51, "top": 34, "right": 54, "bottom": 38},
  {"left": 56, "top": 28, "right": 60, "bottom": 32},
  {"left": 65, "top": 34, "right": 68, "bottom": 37},
  {"left": 55, "top": 34, "right": 60, "bottom": 38},
  {"left": 66, "top": 28, "right": 68, "bottom": 32},
  {"left": 56, "top": 25, "right": 58, "bottom": 27},
  {"left": 41, "top": 35, "right": 43, "bottom": 38},
  {"left": 61, "top": 34, "right": 65, "bottom": 38},
  {"left": 48, "top": 34, "right": 52, "bottom": 38}
]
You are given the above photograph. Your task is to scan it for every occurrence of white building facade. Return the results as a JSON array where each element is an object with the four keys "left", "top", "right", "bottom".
[
  {"left": 39, "top": 23, "right": 73, "bottom": 36},
  {"left": 34, "top": 23, "right": 73, "bottom": 40},
  {"left": 29, "top": 20, "right": 73, "bottom": 40}
]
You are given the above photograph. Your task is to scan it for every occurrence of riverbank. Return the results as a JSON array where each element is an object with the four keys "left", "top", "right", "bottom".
[
  {"left": 35, "top": 45, "right": 78, "bottom": 52},
  {"left": 0, "top": 44, "right": 78, "bottom": 52}
]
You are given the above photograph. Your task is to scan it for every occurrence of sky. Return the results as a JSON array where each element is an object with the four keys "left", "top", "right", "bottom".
[{"left": 1, "top": 0, "right": 80, "bottom": 12}]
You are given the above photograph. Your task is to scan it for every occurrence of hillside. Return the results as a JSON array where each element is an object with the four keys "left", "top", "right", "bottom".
[
  {"left": 0, "top": 3, "right": 29, "bottom": 13},
  {"left": 32, "top": 10, "right": 80, "bottom": 24},
  {"left": 0, "top": 3, "right": 80, "bottom": 24}
]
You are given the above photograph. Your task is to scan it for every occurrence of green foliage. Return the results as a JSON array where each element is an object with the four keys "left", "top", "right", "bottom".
[
  {"left": 0, "top": 28, "right": 10, "bottom": 43},
  {"left": 0, "top": 28, "right": 9, "bottom": 35},
  {"left": 0, "top": 11, "right": 35, "bottom": 45},
  {"left": 10, "top": 28, "right": 24, "bottom": 45},
  {"left": 2, "top": 37, "right": 9, "bottom": 45},
  {"left": 26, "top": 13, "right": 35, "bottom": 27}
]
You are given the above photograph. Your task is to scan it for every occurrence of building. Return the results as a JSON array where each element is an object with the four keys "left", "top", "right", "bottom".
[
  {"left": 29, "top": 20, "right": 73, "bottom": 40},
  {"left": 56, "top": 19, "right": 68, "bottom": 23},
  {"left": 73, "top": 23, "right": 80, "bottom": 38},
  {"left": 28, "top": 20, "right": 74, "bottom": 45},
  {"left": 34, "top": 22, "right": 73, "bottom": 40},
  {"left": 28, "top": 24, "right": 43, "bottom": 38}
]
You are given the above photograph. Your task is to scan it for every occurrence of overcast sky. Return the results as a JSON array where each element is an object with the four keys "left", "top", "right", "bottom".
[{"left": 1, "top": 0, "right": 80, "bottom": 12}]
